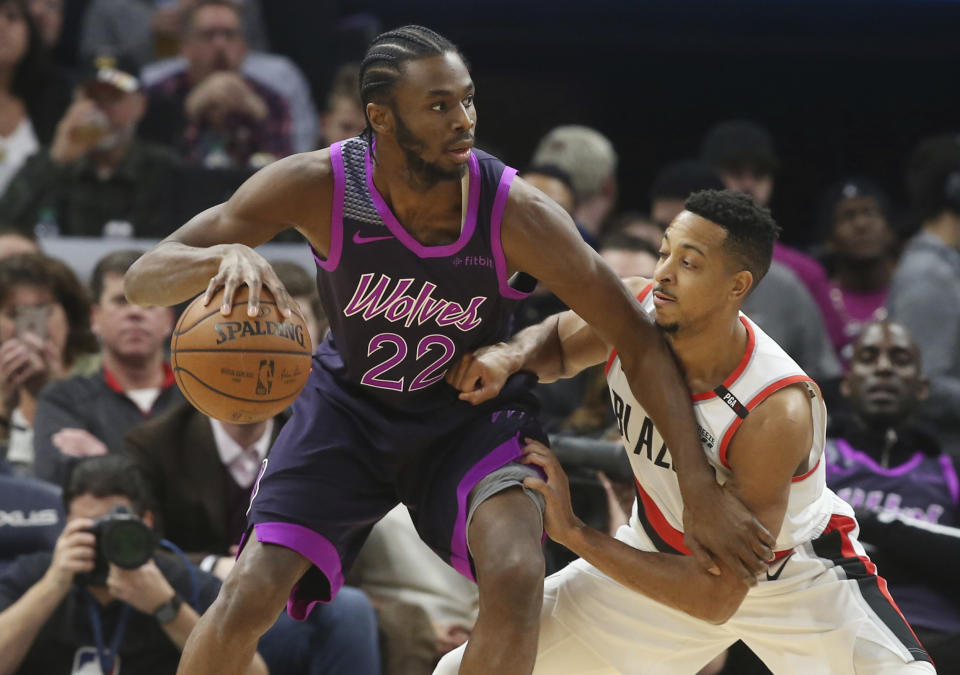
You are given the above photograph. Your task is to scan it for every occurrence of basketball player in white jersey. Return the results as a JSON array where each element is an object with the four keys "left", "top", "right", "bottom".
[{"left": 437, "top": 189, "right": 934, "bottom": 674}]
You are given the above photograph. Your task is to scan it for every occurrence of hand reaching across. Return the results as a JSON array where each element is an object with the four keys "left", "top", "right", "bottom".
[
  {"left": 445, "top": 342, "right": 520, "bottom": 405},
  {"left": 682, "top": 484, "right": 776, "bottom": 586}
]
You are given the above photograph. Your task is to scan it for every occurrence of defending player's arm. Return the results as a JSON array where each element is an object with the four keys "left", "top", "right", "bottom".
[
  {"left": 124, "top": 151, "right": 334, "bottom": 316},
  {"left": 522, "top": 384, "right": 813, "bottom": 624},
  {"left": 466, "top": 179, "right": 775, "bottom": 581},
  {"left": 444, "top": 289, "right": 609, "bottom": 403}
]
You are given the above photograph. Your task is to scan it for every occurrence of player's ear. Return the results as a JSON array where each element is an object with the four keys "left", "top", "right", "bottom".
[
  {"left": 366, "top": 102, "right": 392, "bottom": 136},
  {"left": 730, "top": 269, "right": 753, "bottom": 301}
]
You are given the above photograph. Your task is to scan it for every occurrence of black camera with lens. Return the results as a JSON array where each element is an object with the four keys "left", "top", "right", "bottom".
[{"left": 77, "top": 505, "right": 156, "bottom": 586}]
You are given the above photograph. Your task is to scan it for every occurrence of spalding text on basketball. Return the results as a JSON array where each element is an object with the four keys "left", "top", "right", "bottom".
[{"left": 213, "top": 320, "right": 306, "bottom": 347}]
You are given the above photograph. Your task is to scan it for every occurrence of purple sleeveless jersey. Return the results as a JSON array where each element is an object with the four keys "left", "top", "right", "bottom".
[
  {"left": 240, "top": 139, "right": 546, "bottom": 619},
  {"left": 825, "top": 437, "right": 960, "bottom": 631},
  {"left": 311, "top": 137, "right": 533, "bottom": 414}
]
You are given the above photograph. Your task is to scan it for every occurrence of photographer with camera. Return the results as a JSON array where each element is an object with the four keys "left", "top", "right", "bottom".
[{"left": 0, "top": 454, "right": 268, "bottom": 675}]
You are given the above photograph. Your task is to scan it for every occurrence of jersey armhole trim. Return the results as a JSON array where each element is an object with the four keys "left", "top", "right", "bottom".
[
  {"left": 717, "top": 374, "right": 814, "bottom": 470},
  {"left": 490, "top": 167, "right": 528, "bottom": 299},
  {"left": 313, "top": 141, "right": 344, "bottom": 272},
  {"left": 691, "top": 316, "right": 756, "bottom": 402},
  {"left": 791, "top": 458, "right": 821, "bottom": 483}
]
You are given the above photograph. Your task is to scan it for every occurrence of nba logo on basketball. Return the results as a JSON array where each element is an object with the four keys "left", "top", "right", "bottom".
[{"left": 256, "top": 360, "right": 275, "bottom": 395}]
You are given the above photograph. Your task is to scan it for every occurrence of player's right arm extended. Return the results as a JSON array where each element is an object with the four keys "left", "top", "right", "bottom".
[
  {"left": 446, "top": 276, "right": 645, "bottom": 403},
  {"left": 124, "top": 151, "right": 333, "bottom": 313}
]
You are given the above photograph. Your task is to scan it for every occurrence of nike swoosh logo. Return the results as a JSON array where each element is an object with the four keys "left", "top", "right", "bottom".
[
  {"left": 765, "top": 552, "right": 794, "bottom": 582},
  {"left": 353, "top": 232, "right": 393, "bottom": 245}
]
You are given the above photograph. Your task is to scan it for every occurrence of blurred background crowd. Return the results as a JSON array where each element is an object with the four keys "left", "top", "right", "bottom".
[{"left": 0, "top": 1, "right": 959, "bottom": 673}]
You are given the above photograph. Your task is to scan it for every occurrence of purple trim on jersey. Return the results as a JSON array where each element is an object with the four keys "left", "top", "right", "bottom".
[
  {"left": 313, "top": 142, "right": 345, "bottom": 271},
  {"left": 450, "top": 433, "right": 524, "bottom": 581},
  {"left": 834, "top": 439, "right": 925, "bottom": 477},
  {"left": 363, "top": 143, "right": 480, "bottom": 258},
  {"left": 253, "top": 522, "right": 345, "bottom": 620},
  {"left": 490, "top": 167, "right": 528, "bottom": 299},
  {"left": 939, "top": 454, "right": 960, "bottom": 505}
]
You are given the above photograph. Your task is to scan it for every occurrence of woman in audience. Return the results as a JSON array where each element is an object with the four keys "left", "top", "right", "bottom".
[
  {"left": 0, "top": 0, "right": 69, "bottom": 198},
  {"left": 818, "top": 177, "right": 900, "bottom": 366},
  {"left": 0, "top": 253, "right": 97, "bottom": 475}
]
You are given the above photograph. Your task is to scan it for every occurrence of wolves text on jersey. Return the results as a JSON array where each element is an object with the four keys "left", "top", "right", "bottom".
[{"left": 344, "top": 273, "right": 486, "bottom": 332}]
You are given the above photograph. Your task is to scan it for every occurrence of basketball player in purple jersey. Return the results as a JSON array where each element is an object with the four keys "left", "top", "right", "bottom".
[{"left": 124, "top": 26, "right": 774, "bottom": 675}]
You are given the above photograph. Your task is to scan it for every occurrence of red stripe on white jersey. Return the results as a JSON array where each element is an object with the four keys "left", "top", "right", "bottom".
[
  {"left": 635, "top": 478, "right": 691, "bottom": 555},
  {"left": 691, "top": 317, "right": 756, "bottom": 402},
  {"left": 825, "top": 514, "right": 922, "bottom": 646},
  {"left": 717, "top": 374, "right": 814, "bottom": 470}
]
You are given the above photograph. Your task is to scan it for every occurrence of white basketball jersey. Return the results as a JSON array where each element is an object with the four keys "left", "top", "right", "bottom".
[{"left": 605, "top": 283, "right": 848, "bottom": 554}]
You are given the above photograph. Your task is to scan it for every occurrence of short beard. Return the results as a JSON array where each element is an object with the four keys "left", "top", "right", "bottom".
[
  {"left": 655, "top": 320, "right": 680, "bottom": 335},
  {"left": 394, "top": 111, "right": 465, "bottom": 190}
]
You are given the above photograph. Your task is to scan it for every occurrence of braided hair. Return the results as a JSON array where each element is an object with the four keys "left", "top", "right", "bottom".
[{"left": 358, "top": 25, "right": 463, "bottom": 142}]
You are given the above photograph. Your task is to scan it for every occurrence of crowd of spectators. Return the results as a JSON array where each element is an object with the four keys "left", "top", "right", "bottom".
[{"left": 0, "top": 2, "right": 958, "bottom": 673}]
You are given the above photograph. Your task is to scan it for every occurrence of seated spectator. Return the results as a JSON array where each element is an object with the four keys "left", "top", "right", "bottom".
[
  {"left": 24, "top": 0, "right": 60, "bottom": 52},
  {"left": 0, "top": 253, "right": 97, "bottom": 475},
  {"left": 79, "top": 0, "right": 268, "bottom": 70},
  {"left": 648, "top": 159, "right": 724, "bottom": 230},
  {"left": 510, "top": 164, "right": 576, "bottom": 333},
  {"left": 607, "top": 159, "right": 722, "bottom": 250},
  {"left": 531, "top": 125, "right": 618, "bottom": 248},
  {"left": 700, "top": 119, "right": 777, "bottom": 212},
  {"left": 0, "top": 226, "right": 38, "bottom": 259},
  {"left": 141, "top": 0, "right": 293, "bottom": 169},
  {"left": 741, "top": 260, "right": 842, "bottom": 387},
  {"left": 818, "top": 177, "right": 899, "bottom": 365},
  {"left": 317, "top": 62, "right": 365, "bottom": 148},
  {"left": 123, "top": 401, "right": 381, "bottom": 675},
  {"left": 349, "top": 505, "right": 478, "bottom": 674},
  {"left": 825, "top": 320, "right": 960, "bottom": 670},
  {"left": 33, "top": 250, "right": 183, "bottom": 485},
  {"left": 0, "top": 53, "right": 183, "bottom": 237},
  {"left": 0, "top": 0, "right": 43, "bottom": 197},
  {"left": 124, "top": 401, "right": 285, "bottom": 570},
  {"left": 522, "top": 164, "right": 575, "bottom": 216},
  {"left": 607, "top": 211, "right": 663, "bottom": 250},
  {"left": 701, "top": 119, "right": 834, "bottom": 314},
  {"left": 0, "top": 454, "right": 269, "bottom": 674},
  {"left": 888, "top": 133, "right": 960, "bottom": 455},
  {"left": 598, "top": 230, "right": 658, "bottom": 279},
  {"left": 141, "top": 29, "right": 318, "bottom": 153}
]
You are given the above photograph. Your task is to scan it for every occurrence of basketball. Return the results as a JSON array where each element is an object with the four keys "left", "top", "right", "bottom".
[{"left": 170, "top": 286, "right": 313, "bottom": 423}]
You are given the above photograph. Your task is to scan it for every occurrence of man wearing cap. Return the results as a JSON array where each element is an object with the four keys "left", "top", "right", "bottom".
[{"left": 0, "top": 54, "right": 182, "bottom": 238}]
